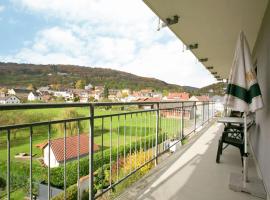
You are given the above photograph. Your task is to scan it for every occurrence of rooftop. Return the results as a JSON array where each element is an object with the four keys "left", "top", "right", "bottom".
[{"left": 40, "top": 134, "right": 99, "bottom": 163}]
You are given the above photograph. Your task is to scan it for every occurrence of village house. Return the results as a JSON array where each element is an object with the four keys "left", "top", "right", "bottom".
[
  {"left": 0, "top": 95, "right": 21, "bottom": 104},
  {"left": 189, "top": 95, "right": 210, "bottom": 116},
  {"left": 140, "top": 89, "right": 154, "bottom": 97},
  {"left": 53, "top": 90, "right": 74, "bottom": 101},
  {"left": 36, "top": 135, "right": 99, "bottom": 168},
  {"left": 95, "top": 86, "right": 105, "bottom": 93},
  {"left": 108, "top": 89, "right": 121, "bottom": 101},
  {"left": 136, "top": 97, "right": 162, "bottom": 110},
  {"left": 8, "top": 88, "right": 32, "bottom": 101},
  {"left": 164, "top": 92, "right": 190, "bottom": 101},
  {"left": 28, "top": 91, "right": 42, "bottom": 101},
  {"left": 84, "top": 83, "right": 93, "bottom": 91},
  {"left": 211, "top": 95, "right": 224, "bottom": 113},
  {"left": 189, "top": 95, "right": 210, "bottom": 102},
  {"left": 41, "top": 94, "right": 53, "bottom": 103},
  {"left": 37, "top": 86, "right": 51, "bottom": 94},
  {"left": 121, "top": 89, "right": 131, "bottom": 96}
]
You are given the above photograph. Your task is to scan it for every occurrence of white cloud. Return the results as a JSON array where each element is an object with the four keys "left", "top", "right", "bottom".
[
  {"left": 124, "top": 41, "right": 216, "bottom": 87},
  {"left": 12, "top": 0, "right": 154, "bottom": 24},
  {"left": 6, "top": 0, "right": 216, "bottom": 87},
  {"left": 0, "top": 5, "right": 5, "bottom": 12}
]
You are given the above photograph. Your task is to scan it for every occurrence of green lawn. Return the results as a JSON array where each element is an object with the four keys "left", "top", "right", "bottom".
[{"left": 0, "top": 107, "right": 188, "bottom": 199}]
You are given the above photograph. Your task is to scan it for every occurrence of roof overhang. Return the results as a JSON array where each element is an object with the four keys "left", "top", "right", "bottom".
[{"left": 143, "top": 0, "right": 269, "bottom": 79}]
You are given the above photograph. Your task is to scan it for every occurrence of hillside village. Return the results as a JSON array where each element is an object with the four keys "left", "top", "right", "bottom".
[{"left": 0, "top": 82, "right": 214, "bottom": 105}]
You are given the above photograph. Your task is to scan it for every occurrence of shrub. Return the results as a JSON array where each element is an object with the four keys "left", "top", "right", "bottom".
[
  {"left": 0, "top": 176, "right": 6, "bottom": 189},
  {"left": 52, "top": 184, "right": 77, "bottom": 200},
  {"left": 123, "top": 149, "right": 154, "bottom": 175},
  {"left": 49, "top": 133, "right": 165, "bottom": 188}
]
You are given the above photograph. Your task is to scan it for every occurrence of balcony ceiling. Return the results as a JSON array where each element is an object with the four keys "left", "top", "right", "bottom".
[{"left": 143, "top": 0, "right": 269, "bottom": 79}]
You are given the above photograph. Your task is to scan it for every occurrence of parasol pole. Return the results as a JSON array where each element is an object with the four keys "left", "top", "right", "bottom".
[{"left": 243, "top": 111, "right": 248, "bottom": 187}]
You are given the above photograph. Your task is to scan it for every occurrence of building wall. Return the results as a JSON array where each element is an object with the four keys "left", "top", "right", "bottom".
[
  {"left": 44, "top": 146, "right": 59, "bottom": 168},
  {"left": 250, "top": 1, "right": 270, "bottom": 196}
]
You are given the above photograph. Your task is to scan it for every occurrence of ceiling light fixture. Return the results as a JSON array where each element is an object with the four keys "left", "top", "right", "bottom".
[
  {"left": 157, "top": 15, "right": 179, "bottom": 31},
  {"left": 199, "top": 58, "right": 208, "bottom": 62},
  {"left": 187, "top": 43, "right": 198, "bottom": 50}
]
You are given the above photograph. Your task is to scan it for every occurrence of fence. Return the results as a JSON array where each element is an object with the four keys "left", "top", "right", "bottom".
[{"left": 0, "top": 101, "right": 215, "bottom": 200}]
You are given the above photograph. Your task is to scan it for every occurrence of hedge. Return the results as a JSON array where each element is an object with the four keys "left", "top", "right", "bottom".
[
  {"left": 49, "top": 133, "right": 165, "bottom": 188},
  {"left": 52, "top": 184, "right": 78, "bottom": 200}
]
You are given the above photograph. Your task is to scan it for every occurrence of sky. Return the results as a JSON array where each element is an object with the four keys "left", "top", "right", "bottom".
[{"left": 0, "top": 0, "right": 216, "bottom": 88}]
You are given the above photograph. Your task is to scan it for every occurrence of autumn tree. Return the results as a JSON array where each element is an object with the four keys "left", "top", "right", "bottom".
[
  {"left": 27, "top": 84, "right": 36, "bottom": 91},
  {"left": 75, "top": 80, "right": 86, "bottom": 89}
]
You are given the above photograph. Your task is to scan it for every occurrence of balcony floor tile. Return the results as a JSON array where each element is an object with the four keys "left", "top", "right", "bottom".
[{"left": 116, "top": 122, "right": 261, "bottom": 200}]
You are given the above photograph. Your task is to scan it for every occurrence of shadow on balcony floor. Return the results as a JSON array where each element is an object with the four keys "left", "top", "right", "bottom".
[{"left": 116, "top": 122, "right": 261, "bottom": 200}]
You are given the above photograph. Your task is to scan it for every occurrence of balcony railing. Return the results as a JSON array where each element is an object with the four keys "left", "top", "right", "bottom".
[{"left": 0, "top": 101, "right": 215, "bottom": 200}]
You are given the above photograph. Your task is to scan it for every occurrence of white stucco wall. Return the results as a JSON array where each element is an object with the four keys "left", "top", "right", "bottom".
[
  {"left": 250, "top": 2, "right": 270, "bottom": 197},
  {"left": 43, "top": 146, "right": 59, "bottom": 168}
]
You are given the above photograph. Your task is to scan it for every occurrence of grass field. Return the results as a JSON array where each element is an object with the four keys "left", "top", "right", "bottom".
[{"left": 0, "top": 106, "right": 193, "bottom": 199}]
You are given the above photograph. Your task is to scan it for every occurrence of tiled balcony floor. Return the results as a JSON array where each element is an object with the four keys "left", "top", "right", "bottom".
[{"left": 117, "top": 121, "right": 261, "bottom": 200}]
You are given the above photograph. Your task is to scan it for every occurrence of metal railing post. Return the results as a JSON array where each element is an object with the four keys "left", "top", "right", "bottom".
[
  {"left": 207, "top": 102, "right": 209, "bottom": 122},
  {"left": 202, "top": 102, "right": 205, "bottom": 125},
  {"left": 194, "top": 102, "right": 197, "bottom": 132},
  {"left": 30, "top": 126, "right": 33, "bottom": 200},
  {"left": 7, "top": 130, "right": 10, "bottom": 200},
  {"left": 89, "top": 104, "right": 94, "bottom": 200},
  {"left": 181, "top": 102, "right": 184, "bottom": 139},
  {"left": 155, "top": 103, "right": 159, "bottom": 166}
]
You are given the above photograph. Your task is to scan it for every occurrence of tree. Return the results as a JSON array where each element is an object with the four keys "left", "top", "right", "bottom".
[
  {"left": 27, "top": 84, "right": 36, "bottom": 91},
  {"left": 121, "top": 92, "right": 128, "bottom": 98},
  {"left": 89, "top": 96, "right": 95, "bottom": 102},
  {"left": 162, "top": 90, "right": 169, "bottom": 97},
  {"left": 57, "top": 109, "right": 82, "bottom": 136},
  {"left": 51, "top": 84, "right": 61, "bottom": 90},
  {"left": 103, "top": 85, "right": 109, "bottom": 99},
  {"left": 75, "top": 80, "right": 86, "bottom": 89},
  {"left": 0, "top": 88, "right": 7, "bottom": 93}
]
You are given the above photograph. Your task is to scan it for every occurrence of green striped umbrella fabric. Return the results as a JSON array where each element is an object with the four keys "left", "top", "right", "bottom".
[{"left": 224, "top": 31, "right": 263, "bottom": 112}]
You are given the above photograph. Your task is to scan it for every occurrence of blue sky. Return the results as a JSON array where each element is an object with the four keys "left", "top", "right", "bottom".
[{"left": 0, "top": 0, "right": 216, "bottom": 88}]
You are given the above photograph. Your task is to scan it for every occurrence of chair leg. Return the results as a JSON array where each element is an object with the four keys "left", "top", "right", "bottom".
[
  {"left": 216, "top": 139, "right": 222, "bottom": 163},
  {"left": 240, "top": 146, "right": 244, "bottom": 166}
]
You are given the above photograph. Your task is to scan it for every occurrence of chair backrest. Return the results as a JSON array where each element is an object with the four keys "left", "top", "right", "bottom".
[{"left": 230, "top": 111, "right": 244, "bottom": 117}]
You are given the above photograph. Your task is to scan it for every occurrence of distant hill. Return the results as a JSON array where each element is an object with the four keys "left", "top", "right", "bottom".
[
  {"left": 0, "top": 62, "right": 185, "bottom": 91},
  {"left": 196, "top": 82, "right": 227, "bottom": 96},
  {"left": 182, "top": 86, "right": 198, "bottom": 92}
]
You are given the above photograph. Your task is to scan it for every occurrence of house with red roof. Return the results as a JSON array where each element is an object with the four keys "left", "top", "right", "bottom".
[
  {"left": 189, "top": 95, "right": 210, "bottom": 102},
  {"left": 38, "top": 134, "right": 99, "bottom": 168},
  {"left": 136, "top": 97, "right": 161, "bottom": 110},
  {"left": 165, "top": 92, "right": 190, "bottom": 101}
]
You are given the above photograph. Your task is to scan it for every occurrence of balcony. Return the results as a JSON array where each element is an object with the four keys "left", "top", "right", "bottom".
[
  {"left": 0, "top": 101, "right": 216, "bottom": 200},
  {"left": 116, "top": 122, "right": 260, "bottom": 200}
]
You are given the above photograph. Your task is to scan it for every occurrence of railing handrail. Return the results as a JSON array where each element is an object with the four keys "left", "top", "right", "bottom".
[
  {"left": 0, "top": 100, "right": 215, "bottom": 110},
  {"left": 0, "top": 100, "right": 216, "bottom": 200}
]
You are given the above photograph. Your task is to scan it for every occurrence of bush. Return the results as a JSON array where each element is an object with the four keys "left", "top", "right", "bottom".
[
  {"left": 0, "top": 161, "right": 29, "bottom": 191},
  {"left": 52, "top": 184, "right": 77, "bottom": 200},
  {"left": 0, "top": 176, "right": 6, "bottom": 189},
  {"left": 49, "top": 133, "right": 165, "bottom": 188}
]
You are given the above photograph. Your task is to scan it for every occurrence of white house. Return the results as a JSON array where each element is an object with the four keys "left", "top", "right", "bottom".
[
  {"left": 38, "top": 135, "right": 99, "bottom": 168},
  {"left": 53, "top": 91, "right": 74, "bottom": 101},
  {"left": 211, "top": 95, "right": 224, "bottom": 113},
  {"left": 8, "top": 88, "right": 31, "bottom": 101},
  {"left": 28, "top": 91, "right": 42, "bottom": 101},
  {"left": 85, "top": 83, "right": 93, "bottom": 90},
  {"left": 0, "top": 95, "right": 21, "bottom": 104}
]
